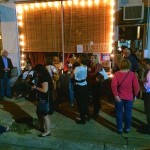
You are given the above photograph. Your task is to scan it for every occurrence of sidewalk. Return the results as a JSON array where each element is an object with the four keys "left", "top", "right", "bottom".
[{"left": 0, "top": 97, "right": 150, "bottom": 150}]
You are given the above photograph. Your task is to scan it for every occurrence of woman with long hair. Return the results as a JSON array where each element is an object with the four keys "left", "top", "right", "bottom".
[
  {"left": 87, "top": 54, "right": 103, "bottom": 116},
  {"left": 32, "top": 64, "right": 53, "bottom": 137}
]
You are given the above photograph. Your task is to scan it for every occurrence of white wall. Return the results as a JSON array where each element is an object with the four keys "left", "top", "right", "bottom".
[{"left": 0, "top": 3, "right": 21, "bottom": 74}]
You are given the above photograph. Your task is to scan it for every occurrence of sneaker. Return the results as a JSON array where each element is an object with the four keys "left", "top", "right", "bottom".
[
  {"left": 75, "top": 120, "right": 86, "bottom": 124},
  {"left": 117, "top": 129, "right": 123, "bottom": 134},
  {"left": 75, "top": 117, "right": 86, "bottom": 124}
]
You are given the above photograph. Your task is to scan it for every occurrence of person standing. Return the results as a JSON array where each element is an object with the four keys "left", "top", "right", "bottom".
[
  {"left": 111, "top": 59, "right": 140, "bottom": 134},
  {"left": 138, "top": 58, "right": 150, "bottom": 134},
  {"left": 87, "top": 54, "right": 103, "bottom": 116},
  {"left": 122, "top": 48, "right": 140, "bottom": 74},
  {"left": 70, "top": 54, "right": 89, "bottom": 124},
  {"left": 0, "top": 49, "right": 13, "bottom": 100},
  {"left": 32, "top": 64, "right": 53, "bottom": 137}
]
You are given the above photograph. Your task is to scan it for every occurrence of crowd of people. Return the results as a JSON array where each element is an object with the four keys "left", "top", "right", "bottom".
[{"left": 0, "top": 48, "right": 150, "bottom": 136}]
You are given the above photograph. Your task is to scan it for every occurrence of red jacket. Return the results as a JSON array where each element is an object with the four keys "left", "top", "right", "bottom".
[{"left": 111, "top": 71, "right": 140, "bottom": 100}]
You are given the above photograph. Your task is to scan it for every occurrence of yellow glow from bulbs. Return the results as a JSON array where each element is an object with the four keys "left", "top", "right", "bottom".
[
  {"left": 17, "top": 16, "right": 22, "bottom": 20},
  {"left": 68, "top": 1, "right": 72, "bottom": 6},
  {"left": 42, "top": 3, "right": 47, "bottom": 8},
  {"left": 48, "top": 2, "right": 52, "bottom": 7},
  {"left": 35, "top": 3, "right": 40, "bottom": 8},
  {"left": 110, "top": 9, "right": 114, "bottom": 15},
  {"left": 110, "top": 53, "right": 114, "bottom": 57},
  {"left": 30, "top": 4, "right": 34, "bottom": 9},
  {"left": 74, "top": 0, "right": 78, "bottom": 6},
  {"left": 88, "top": 0, "right": 92, "bottom": 7},
  {"left": 103, "top": 0, "right": 107, "bottom": 3},
  {"left": 20, "top": 41, "right": 25, "bottom": 46},
  {"left": 21, "top": 60, "right": 25, "bottom": 63},
  {"left": 18, "top": 22, "right": 23, "bottom": 27},
  {"left": 94, "top": 0, "right": 99, "bottom": 5},
  {"left": 62, "top": 1, "right": 66, "bottom": 6},
  {"left": 24, "top": 5, "right": 29, "bottom": 11},
  {"left": 80, "top": 0, "right": 85, "bottom": 7},
  {"left": 19, "top": 34, "right": 24, "bottom": 39},
  {"left": 111, "top": 0, "right": 115, "bottom": 7},
  {"left": 16, "top": 6, "right": 23, "bottom": 14},
  {"left": 21, "top": 54, "right": 25, "bottom": 58},
  {"left": 54, "top": 2, "right": 59, "bottom": 8}
]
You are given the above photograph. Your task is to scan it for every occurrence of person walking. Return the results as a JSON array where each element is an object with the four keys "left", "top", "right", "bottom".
[
  {"left": 32, "top": 64, "right": 53, "bottom": 137},
  {"left": 0, "top": 49, "right": 13, "bottom": 100},
  {"left": 111, "top": 59, "right": 140, "bottom": 134}
]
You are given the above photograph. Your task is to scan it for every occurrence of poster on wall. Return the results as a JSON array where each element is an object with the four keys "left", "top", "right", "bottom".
[
  {"left": 101, "top": 53, "right": 110, "bottom": 61},
  {"left": 77, "top": 45, "right": 83, "bottom": 53}
]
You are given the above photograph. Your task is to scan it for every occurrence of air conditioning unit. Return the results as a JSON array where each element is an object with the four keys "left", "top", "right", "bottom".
[{"left": 123, "top": 3, "right": 144, "bottom": 20}]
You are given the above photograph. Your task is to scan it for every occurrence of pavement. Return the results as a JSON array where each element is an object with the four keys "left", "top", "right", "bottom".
[{"left": 0, "top": 96, "right": 150, "bottom": 150}]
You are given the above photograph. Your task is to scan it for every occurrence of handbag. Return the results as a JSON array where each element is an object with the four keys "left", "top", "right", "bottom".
[
  {"left": 53, "top": 74, "right": 59, "bottom": 81},
  {"left": 38, "top": 100, "right": 49, "bottom": 113}
]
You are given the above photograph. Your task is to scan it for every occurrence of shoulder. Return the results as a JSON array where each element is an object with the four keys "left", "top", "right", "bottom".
[{"left": 96, "top": 63, "right": 102, "bottom": 67}]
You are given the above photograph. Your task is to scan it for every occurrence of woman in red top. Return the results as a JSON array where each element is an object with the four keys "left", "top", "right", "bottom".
[
  {"left": 88, "top": 55, "right": 102, "bottom": 116},
  {"left": 111, "top": 59, "right": 140, "bottom": 134}
]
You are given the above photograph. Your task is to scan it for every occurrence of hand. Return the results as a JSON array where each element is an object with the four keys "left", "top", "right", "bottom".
[
  {"left": 134, "top": 96, "right": 137, "bottom": 101},
  {"left": 115, "top": 96, "right": 121, "bottom": 102},
  {"left": 4, "top": 68, "right": 10, "bottom": 71},
  {"left": 88, "top": 68, "right": 92, "bottom": 72},
  {"left": 32, "top": 85, "right": 37, "bottom": 90}
]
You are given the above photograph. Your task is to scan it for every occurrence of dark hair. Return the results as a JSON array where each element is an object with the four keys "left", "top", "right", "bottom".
[
  {"left": 79, "top": 54, "right": 88, "bottom": 66},
  {"left": 143, "top": 58, "right": 150, "bottom": 64},
  {"left": 45, "top": 58, "right": 53, "bottom": 66},
  {"left": 34, "top": 64, "right": 53, "bottom": 89},
  {"left": 26, "top": 59, "right": 32, "bottom": 65}
]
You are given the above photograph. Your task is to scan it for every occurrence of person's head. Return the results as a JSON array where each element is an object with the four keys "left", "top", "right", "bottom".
[
  {"left": 53, "top": 56, "right": 59, "bottom": 63},
  {"left": 1, "top": 49, "right": 8, "bottom": 57},
  {"left": 142, "top": 58, "right": 150, "bottom": 70},
  {"left": 46, "top": 57, "right": 53, "bottom": 66},
  {"left": 78, "top": 54, "right": 88, "bottom": 66},
  {"left": 34, "top": 64, "right": 49, "bottom": 77},
  {"left": 26, "top": 60, "right": 32, "bottom": 71},
  {"left": 122, "top": 48, "right": 131, "bottom": 58},
  {"left": 90, "top": 54, "right": 98, "bottom": 64},
  {"left": 119, "top": 58, "right": 131, "bottom": 70}
]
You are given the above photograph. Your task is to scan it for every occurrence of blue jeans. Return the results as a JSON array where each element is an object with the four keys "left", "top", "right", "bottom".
[
  {"left": 68, "top": 79, "right": 75, "bottom": 105},
  {"left": 0, "top": 72, "right": 11, "bottom": 97},
  {"left": 115, "top": 99, "right": 133, "bottom": 132}
]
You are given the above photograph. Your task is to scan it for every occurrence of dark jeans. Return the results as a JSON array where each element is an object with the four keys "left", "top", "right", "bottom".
[
  {"left": 88, "top": 84, "right": 101, "bottom": 114},
  {"left": 142, "top": 93, "right": 150, "bottom": 131},
  {"left": 74, "top": 84, "right": 89, "bottom": 121},
  {"left": 0, "top": 125, "right": 6, "bottom": 134},
  {"left": 115, "top": 99, "right": 133, "bottom": 132},
  {"left": 0, "top": 72, "right": 11, "bottom": 97}
]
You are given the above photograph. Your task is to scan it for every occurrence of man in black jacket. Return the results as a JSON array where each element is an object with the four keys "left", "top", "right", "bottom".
[{"left": 0, "top": 50, "right": 13, "bottom": 100}]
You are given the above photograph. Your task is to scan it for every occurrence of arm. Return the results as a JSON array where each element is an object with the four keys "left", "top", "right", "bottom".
[
  {"left": 143, "top": 71, "right": 150, "bottom": 88},
  {"left": 133, "top": 75, "right": 140, "bottom": 97},
  {"left": 88, "top": 63, "right": 102, "bottom": 76},
  {"left": 111, "top": 74, "right": 121, "bottom": 102},
  {"left": 33, "top": 82, "right": 48, "bottom": 93}
]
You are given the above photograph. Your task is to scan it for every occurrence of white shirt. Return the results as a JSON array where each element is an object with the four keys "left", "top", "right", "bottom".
[
  {"left": 22, "top": 70, "right": 34, "bottom": 80},
  {"left": 46, "top": 65, "right": 58, "bottom": 77},
  {"left": 73, "top": 66, "right": 87, "bottom": 86}
]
